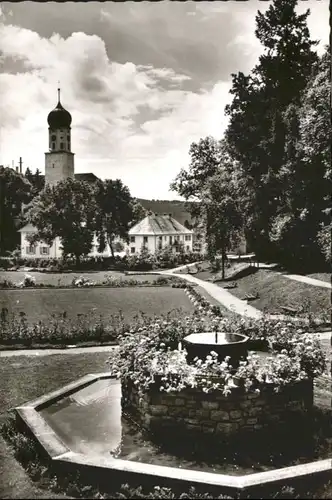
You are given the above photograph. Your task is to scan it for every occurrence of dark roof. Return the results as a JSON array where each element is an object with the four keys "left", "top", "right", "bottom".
[
  {"left": 38, "top": 173, "right": 99, "bottom": 184},
  {"left": 74, "top": 173, "right": 99, "bottom": 183},
  {"left": 47, "top": 100, "right": 72, "bottom": 129}
]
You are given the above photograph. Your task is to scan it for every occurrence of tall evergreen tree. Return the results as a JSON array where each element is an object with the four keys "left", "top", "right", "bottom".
[{"left": 225, "top": 0, "right": 318, "bottom": 259}]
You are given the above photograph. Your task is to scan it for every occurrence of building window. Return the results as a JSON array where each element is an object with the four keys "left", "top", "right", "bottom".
[
  {"left": 40, "top": 246, "right": 50, "bottom": 256},
  {"left": 130, "top": 236, "right": 135, "bottom": 243},
  {"left": 51, "top": 135, "right": 56, "bottom": 141},
  {"left": 52, "top": 142, "right": 55, "bottom": 150},
  {"left": 60, "top": 142, "right": 64, "bottom": 149},
  {"left": 143, "top": 236, "right": 148, "bottom": 243},
  {"left": 26, "top": 246, "right": 36, "bottom": 255},
  {"left": 130, "top": 247, "right": 135, "bottom": 254},
  {"left": 169, "top": 236, "right": 173, "bottom": 245},
  {"left": 185, "top": 235, "right": 191, "bottom": 241}
]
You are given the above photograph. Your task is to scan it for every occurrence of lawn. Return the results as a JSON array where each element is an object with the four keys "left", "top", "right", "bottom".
[
  {"left": 218, "top": 269, "right": 330, "bottom": 320},
  {"left": 193, "top": 261, "right": 249, "bottom": 281},
  {"left": 0, "top": 270, "right": 163, "bottom": 286},
  {"left": 0, "top": 287, "right": 194, "bottom": 324},
  {"left": 0, "top": 351, "right": 110, "bottom": 499}
]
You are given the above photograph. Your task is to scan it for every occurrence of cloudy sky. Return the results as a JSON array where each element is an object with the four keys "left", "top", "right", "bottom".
[{"left": 0, "top": 1, "right": 329, "bottom": 200}]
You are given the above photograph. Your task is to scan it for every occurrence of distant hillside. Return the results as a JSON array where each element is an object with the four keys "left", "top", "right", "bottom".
[{"left": 137, "top": 199, "right": 193, "bottom": 227}]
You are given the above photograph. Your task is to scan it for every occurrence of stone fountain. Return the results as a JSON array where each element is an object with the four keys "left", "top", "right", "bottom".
[{"left": 183, "top": 331, "right": 248, "bottom": 367}]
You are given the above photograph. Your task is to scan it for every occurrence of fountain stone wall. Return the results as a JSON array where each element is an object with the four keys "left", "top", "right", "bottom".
[{"left": 122, "top": 378, "right": 313, "bottom": 442}]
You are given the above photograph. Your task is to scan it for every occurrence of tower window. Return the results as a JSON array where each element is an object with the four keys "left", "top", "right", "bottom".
[
  {"left": 60, "top": 142, "right": 64, "bottom": 149},
  {"left": 51, "top": 135, "right": 56, "bottom": 141}
]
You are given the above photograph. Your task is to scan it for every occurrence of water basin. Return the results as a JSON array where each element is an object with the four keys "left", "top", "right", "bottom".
[{"left": 39, "top": 377, "right": 332, "bottom": 476}]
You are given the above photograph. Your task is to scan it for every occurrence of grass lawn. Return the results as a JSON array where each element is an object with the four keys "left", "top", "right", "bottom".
[
  {"left": 0, "top": 287, "right": 194, "bottom": 324},
  {"left": 194, "top": 261, "right": 249, "bottom": 281},
  {"left": 218, "top": 269, "right": 330, "bottom": 319},
  {"left": 0, "top": 270, "right": 163, "bottom": 286},
  {"left": 0, "top": 351, "right": 110, "bottom": 499}
]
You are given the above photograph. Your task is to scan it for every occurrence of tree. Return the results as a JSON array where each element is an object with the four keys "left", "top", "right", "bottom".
[
  {"left": 26, "top": 178, "right": 97, "bottom": 264},
  {"left": 201, "top": 169, "right": 243, "bottom": 279},
  {"left": 269, "top": 47, "right": 330, "bottom": 268},
  {"left": 170, "top": 136, "right": 222, "bottom": 202},
  {"left": 130, "top": 200, "right": 148, "bottom": 227},
  {"left": 225, "top": 0, "right": 318, "bottom": 259},
  {"left": 0, "top": 166, "right": 32, "bottom": 255},
  {"left": 95, "top": 179, "right": 138, "bottom": 257},
  {"left": 25, "top": 167, "right": 45, "bottom": 195}
]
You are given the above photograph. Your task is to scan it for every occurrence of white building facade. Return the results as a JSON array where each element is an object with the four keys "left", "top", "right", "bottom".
[
  {"left": 126, "top": 214, "right": 194, "bottom": 255},
  {"left": 19, "top": 223, "right": 112, "bottom": 259}
]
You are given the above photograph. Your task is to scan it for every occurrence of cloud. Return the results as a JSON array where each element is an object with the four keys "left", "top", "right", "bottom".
[
  {"left": 0, "top": 1, "right": 329, "bottom": 199},
  {"left": 0, "top": 20, "right": 232, "bottom": 198}
]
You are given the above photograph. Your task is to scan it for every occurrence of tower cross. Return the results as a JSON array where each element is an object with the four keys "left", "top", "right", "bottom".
[{"left": 57, "top": 81, "right": 60, "bottom": 102}]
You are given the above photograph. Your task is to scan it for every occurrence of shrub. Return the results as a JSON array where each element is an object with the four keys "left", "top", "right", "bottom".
[
  {"left": 107, "top": 316, "right": 326, "bottom": 398},
  {"left": 72, "top": 275, "right": 96, "bottom": 287},
  {"left": 17, "top": 273, "right": 36, "bottom": 288},
  {"left": 0, "top": 279, "right": 14, "bottom": 288}
]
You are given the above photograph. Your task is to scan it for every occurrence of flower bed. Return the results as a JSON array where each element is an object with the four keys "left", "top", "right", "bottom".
[
  {"left": 0, "top": 251, "right": 205, "bottom": 273},
  {"left": 108, "top": 317, "right": 326, "bottom": 445},
  {"left": 0, "top": 274, "right": 181, "bottom": 289},
  {"left": 185, "top": 285, "right": 224, "bottom": 316}
]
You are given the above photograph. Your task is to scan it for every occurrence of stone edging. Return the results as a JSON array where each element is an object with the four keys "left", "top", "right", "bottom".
[{"left": 15, "top": 372, "right": 332, "bottom": 496}]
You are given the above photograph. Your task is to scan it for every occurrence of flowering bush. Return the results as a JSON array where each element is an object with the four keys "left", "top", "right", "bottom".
[
  {"left": 185, "top": 286, "right": 224, "bottom": 317},
  {"left": 71, "top": 276, "right": 95, "bottom": 287},
  {"left": 17, "top": 273, "right": 36, "bottom": 288},
  {"left": 0, "top": 307, "right": 128, "bottom": 346},
  {"left": 108, "top": 315, "right": 327, "bottom": 397}
]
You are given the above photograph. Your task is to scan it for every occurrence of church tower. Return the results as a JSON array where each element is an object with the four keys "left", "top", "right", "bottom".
[{"left": 45, "top": 88, "right": 74, "bottom": 187}]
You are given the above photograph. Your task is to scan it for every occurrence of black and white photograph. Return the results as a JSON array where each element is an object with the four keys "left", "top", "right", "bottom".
[{"left": 0, "top": 0, "right": 330, "bottom": 498}]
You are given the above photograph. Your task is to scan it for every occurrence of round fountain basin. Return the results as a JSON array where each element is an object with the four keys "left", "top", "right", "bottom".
[{"left": 183, "top": 332, "right": 248, "bottom": 367}]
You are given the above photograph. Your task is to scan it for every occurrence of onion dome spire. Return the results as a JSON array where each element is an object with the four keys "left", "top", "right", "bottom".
[{"left": 47, "top": 86, "right": 72, "bottom": 129}]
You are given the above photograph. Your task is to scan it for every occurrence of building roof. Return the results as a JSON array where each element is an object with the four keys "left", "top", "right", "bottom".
[
  {"left": 74, "top": 173, "right": 99, "bottom": 183},
  {"left": 18, "top": 223, "right": 37, "bottom": 233},
  {"left": 36, "top": 173, "right": 99, "bottom": 185},
  {"left": 129, "top": 214, "right": 193, "bottom": 236},
  {"left": 47, "top": 95, "right": 72, "bottom": 129}
]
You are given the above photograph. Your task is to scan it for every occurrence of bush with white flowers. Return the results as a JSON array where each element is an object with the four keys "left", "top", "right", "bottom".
[
  {"left": 17, "top": 274, "right": 36, "bottom": 288},
  {"left": 107, "top": 315, "right": 326, "bottom": 399}
]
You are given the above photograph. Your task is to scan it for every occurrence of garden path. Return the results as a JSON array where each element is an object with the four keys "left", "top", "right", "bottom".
[
  {"left": 280, "top": 274, "right": 331, "bottom": 289},
  {"left": 161, "top": 264, "right": 330, "bottom": 323},
  {"left": 163, "top": 270, "right": 265, "bottom": 319},
  {"left": 0, "top": 332, "right": 329, "bottom": 358},
  {"left": 0, "top": 345, "right": 117, "bottom": 358}
]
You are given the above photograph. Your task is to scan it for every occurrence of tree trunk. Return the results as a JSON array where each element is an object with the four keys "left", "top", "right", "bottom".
[
  {"left": 221, "top": 246, "right": 226, "bottom": 280},
  {"left": 110, "top": 242, "right": 114, "bottom": 258}
]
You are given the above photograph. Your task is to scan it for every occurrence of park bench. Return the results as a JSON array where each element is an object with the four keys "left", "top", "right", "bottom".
[
  {"left": 223, "top": 282, "right": 238, "bottom": 289},
  {"left": 280, "top": 305, "right": 298, "bottom": 315},
  {"left": 241, "top": 292, "right": 259, "bottom": 301}
]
